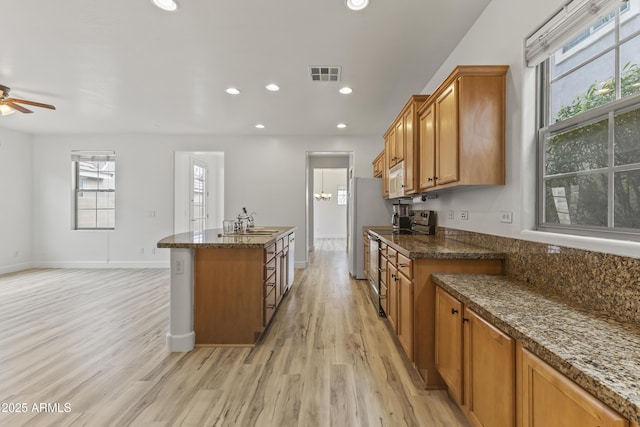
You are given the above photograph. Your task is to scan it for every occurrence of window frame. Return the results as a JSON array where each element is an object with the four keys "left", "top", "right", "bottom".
[
  {"left": 536, "top": 5, "right": 640, "bottom": 241},
  {"left": 72, "top": 152, "right": 116, "bottom": 231}
]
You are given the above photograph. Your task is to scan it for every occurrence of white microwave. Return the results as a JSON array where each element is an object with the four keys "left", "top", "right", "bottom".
[{"left": 388, "top": 162, "right": 404, "bottom": 199}]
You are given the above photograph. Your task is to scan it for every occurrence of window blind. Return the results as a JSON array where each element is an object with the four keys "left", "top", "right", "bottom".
[
  {"left": 525, "top": 0, "right": 624, "bottom": 66},
  {"left": 71, "top": 150, "right": 116, "bottom": 162}
]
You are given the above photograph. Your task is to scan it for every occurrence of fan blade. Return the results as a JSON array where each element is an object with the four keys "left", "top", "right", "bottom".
[
  {"left": 8, "top": 98, "right": 56, "bottom": 110},
  {"left": 5, "top": 100, "right": 33, "bottom": 114}
]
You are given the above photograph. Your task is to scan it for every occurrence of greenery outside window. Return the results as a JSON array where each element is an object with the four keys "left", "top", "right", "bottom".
[
  {"left": 72, "top": 151, "right": 116, "bottom": 230},
  {"left": 534, "top": 0, "right": 640, "bottom": 241}
]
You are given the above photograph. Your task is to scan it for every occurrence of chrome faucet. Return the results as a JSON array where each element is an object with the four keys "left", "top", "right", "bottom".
[{"left": 236, "top": 207, "right": 256, "bottom": 231}]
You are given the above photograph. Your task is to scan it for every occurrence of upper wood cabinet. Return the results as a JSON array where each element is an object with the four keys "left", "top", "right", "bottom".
[
  {"left": 418, "top": 65, "right": 508, "bottom": 192},
  {"left": 373, "top": 150, "right": 384, "bottom": 178},
  {"left": 384, "top": 95, "right": 429, "bottom": 197}
]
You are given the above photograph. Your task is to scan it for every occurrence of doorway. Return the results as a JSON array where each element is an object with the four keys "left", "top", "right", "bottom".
[
  {"left": 313, "top": 168, "right": 348, "bottom": 248},
  {"left": 174, "top": 152, "right": 224, "bottom": 234}
]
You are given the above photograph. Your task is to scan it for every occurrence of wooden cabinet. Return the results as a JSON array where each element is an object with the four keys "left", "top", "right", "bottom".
[
  {"left": 387, "top": 262, "right": 398, "bottom": 334},
  {"left": 363, "top": 232, "right": 370, "bottom": 279},
  {"left": 287, "top": 232, "right": 295, "bottom": 291},
  {"left": 435, "top": 286, "right": 515, "bottom": 426},
  {"left": 519, "top": 345, "right": 628, "bottom": 427},
  {"left": 193, "top": 231, "right": 295, "bottom": 345},
  {"left": 372, "top": 150, "right": 384, "bottom": 178},
  {"left": 397, "top": 266, "right": 414, "bottom": 361},
  {"left": 464, "top": 308, "right": 515, "bottom": 427},
  {"left": 413, "top": 258, "right": 502, "bottom": 389},
  {"left": 386, "top": 128, "right": 397, "bottom": 168},
  {"left": 418, "top": 65, "right": 507, "bottom": 192},
  {"left": 435, "top": 286, "right": 464, "bottom": 404}
]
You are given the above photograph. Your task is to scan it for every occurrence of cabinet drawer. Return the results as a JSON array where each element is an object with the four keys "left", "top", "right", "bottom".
[
  {"left": 276, "top": 238, "right": 284, "bottom": 253},
  {"left": 381, "top": 242, "right": 388, "bottom": 256},
  {"left": 264, "top": 257, "right": 277, "bottom": 278},
  {"left": 265, "top": 243, "right": 276, "bottom": 262},
  {"left": 397, "top": 253, "right": 412, "bottom": 279},
  {"left": 387, "top": 246, "right": 398, "bottom": 264},
  {"left": 264, "top": 287, "right": 276, "bottom": 326}
]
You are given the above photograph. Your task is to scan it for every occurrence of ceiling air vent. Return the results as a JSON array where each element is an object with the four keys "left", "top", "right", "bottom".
[{"left": 309, "top": 66, "right": 341, "bottom": 82}]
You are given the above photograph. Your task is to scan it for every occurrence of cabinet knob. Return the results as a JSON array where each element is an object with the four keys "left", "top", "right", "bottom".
[
  {"left": 434, "top": 176, "right": 439, "bottom": 180},
  {"left": 427, "top": 177, "right": 433, "bottom": 182},
  {"left": 451, "top": 308, "right": 459, "bottom": 315},
  {"left": 462, "top": 317, "right": 470, "bottom": 323}
]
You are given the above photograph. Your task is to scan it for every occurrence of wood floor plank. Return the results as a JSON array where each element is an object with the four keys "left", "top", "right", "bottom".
[{"left": 0, "top": 240, "right": 468, "bottom": 427}]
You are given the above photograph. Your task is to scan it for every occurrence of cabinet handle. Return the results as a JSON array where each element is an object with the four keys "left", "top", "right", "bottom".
[
  {"left": 267, "top": 267, "right": 275, "bottom": 271},
  {"left": 462, "top": 317, "right": 470, "bottom": 323},
  {"left": 451, "top": 308, "right": 459, "bottom": 315},
  {"left": 398, "top": 263, "right": 408, "bottom": 267},
  {"left": 267, "top": 304, "right": 276, "bottom": 309}
]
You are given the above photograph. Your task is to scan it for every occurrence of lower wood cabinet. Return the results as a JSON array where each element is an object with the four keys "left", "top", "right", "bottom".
[
  {"left": 464, "top": 308, "right": 515, "bottom": 427},
  {"left": 435, "top": 286, "right": 464, "bottom": 404},
  {"left": 435, "top": 286, "right": 515, "bottom": 427},
  {"left": 435, "top": 285, "right": 631, "bottom": 427},
  {"left": 194, "top": 232, "right": 295, "bottom": 345},
  {"left": 519, "top": 344, "right": 628, "bottom": 427}
]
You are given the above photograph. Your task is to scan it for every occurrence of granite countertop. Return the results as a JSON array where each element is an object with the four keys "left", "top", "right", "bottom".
[
  {"left": 367, "top": 228, "right": 505, "bottom": 260},
  {"left": 432, "top": 273, "right": 640, "bottom": 424},
  {"left": 157, "top": 226, "right": 296, "bottom": 249}
]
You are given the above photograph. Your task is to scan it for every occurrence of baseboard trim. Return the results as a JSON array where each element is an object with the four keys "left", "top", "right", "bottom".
[
  {"left": 32, "top": 261, "right": 170, "bottom": 269},
  {"left": 0, "top": 262, "right": 33, "bottom": 276}
]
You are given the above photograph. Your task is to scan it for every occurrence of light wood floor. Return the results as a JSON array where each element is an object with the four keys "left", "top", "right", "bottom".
[{"left": 0, "top": 239, "right": 468, "bottom": 427}]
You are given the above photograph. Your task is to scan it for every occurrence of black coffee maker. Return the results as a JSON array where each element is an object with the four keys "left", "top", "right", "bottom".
[{"left": 392, "top": 202, "right": 411, "bottom": 233}]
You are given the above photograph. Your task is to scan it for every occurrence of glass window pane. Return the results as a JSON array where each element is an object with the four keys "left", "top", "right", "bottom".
[
  {"left": 551, "top": 50, "right": 615, "bottom": 123},
  {"left": 96, "top": 210, "right": 115, "bottom": 228},
  {"left": 620, "top": 2, "right": 638, "bottom": 39},
  {"left": 614, "top": 169, "right": 640, "bottom": 228},
  {"left": 614, "top": 107, "right": 640, "bottom": 166},
  {"left": 620, "top": 40, "right": 640, "bottom": 98},
  {"left": 96, "top": 191, "right": 115, "bottom": 209},
  {"left": 77, "top": 191, "right": 97, "bottom": 209},
  {"left": 544, "top": 174, "right": 608, "bottom": 227},
  {"left": 77, "top": 210, "right": 97, "bottom": 228},
  {"left": 545, "top": 118, "right": 609, "bottom": 176}
]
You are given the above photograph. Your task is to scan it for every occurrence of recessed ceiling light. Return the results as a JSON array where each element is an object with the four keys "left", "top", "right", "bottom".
[
  {"left": 339, "top": 87, "right": 353, "bottom": 95},
  {"left": 346, "top": 0, "right": 369, "bottom": 11},
  {"left": 151, "top": 0, "right": 178, "bottom": 11},
  {"left": 255, "top": 124, "right": 265, "bottom": 129},
  {"left": 337, "top": 123, "right": 347, "bottom": 129},
  {"left": 225, "top": 87, "right": 240, "bottom": 95},
  {"left": 265, "top": 83, "right": 280, "bottom": 92}
]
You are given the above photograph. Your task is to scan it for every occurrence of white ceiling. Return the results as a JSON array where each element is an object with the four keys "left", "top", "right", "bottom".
[{"left": 0, "top": 0, "right": 490, "bottom": 136}]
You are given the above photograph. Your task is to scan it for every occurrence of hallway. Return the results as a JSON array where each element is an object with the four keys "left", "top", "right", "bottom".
[{"left": 0, "top": 240, "right": 467, "bottom": 426}]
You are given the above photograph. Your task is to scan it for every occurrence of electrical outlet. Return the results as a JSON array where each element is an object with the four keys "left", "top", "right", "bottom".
[
  {"left": 460, "top": 211, "right": 469, "bottom": 220},
  {"left": 174, "top": 260, "right": 184, "bottom": 275},
  {"left": 139, "top": 248, "right": 145, "bottom": 254},
  {"left": 151, "top": 248, "right": 156, "bottom": 255},
  {"left": 500, "top": 211, "right": 513, "bottom": 223},
  {"left": 447, "top": 210, "right": 454, "bottom": 220}
]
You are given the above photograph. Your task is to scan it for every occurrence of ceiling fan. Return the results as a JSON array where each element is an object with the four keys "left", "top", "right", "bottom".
[{"left": 0, "top": 84, "right": 56, "bottom": 116}]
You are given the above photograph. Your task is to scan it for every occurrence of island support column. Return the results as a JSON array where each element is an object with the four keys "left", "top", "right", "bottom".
[{"left": 166, "top": 248, "right": 195, "bottom": 352}]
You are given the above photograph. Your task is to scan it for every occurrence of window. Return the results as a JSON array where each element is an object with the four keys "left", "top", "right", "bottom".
[
  {"left": 531, "top": 0, "right": 640, "bottom": 241},
  {"left": 337, "top": 185, "right": 347, "bottom": 205},
  {"left": 72, "top": 151, "right": 115, "bottom": 230}
]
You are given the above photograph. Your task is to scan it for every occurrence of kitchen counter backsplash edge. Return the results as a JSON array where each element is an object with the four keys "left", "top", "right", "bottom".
[{"left": 437, "top": 226, "right": 640, "bottom": 326}]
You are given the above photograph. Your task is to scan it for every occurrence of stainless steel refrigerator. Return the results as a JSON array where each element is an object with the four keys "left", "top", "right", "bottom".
[{"left": 347, "top": 177, "right": 392, "bottom": 279}]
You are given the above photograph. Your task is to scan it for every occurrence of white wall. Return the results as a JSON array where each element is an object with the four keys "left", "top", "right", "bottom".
[
  {"left": 313, "top": 168, "right": 347, "bottom": 239},
  {"left": 0, "top": 128, "right": 33, "bottom": 274},
  {"left": 22, "top": 133, "right": 381, "bottom": 271},
  {"left": 412, "top": 0, "right": 640, "bottom": 258}
]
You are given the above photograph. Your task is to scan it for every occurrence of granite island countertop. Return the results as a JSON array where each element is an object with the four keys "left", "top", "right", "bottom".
[
  {"left": 157, "top": 226, "right": 296, "bottom": 249},
  {"left": 432, "top": 273, "right": 640, "bottom": 424},
  {"left": 367, "top": 228, "right": 505, "bottom": 260}
]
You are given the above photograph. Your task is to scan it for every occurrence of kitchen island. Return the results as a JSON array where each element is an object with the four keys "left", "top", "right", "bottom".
[{"left": 157, "top": 226, "right": 296, "bottom": 351}]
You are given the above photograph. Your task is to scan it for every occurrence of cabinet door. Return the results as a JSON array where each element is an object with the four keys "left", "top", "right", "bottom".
[
  {"left": 435, "top": 81, "right": 459, "bottom": 186},
  {"left": 387, "top": 263, "right": 398, "bottom": 333},
  {"left": 397, "top": 271, "right": 414, "bottom": 361},
  {"left": 520, "top": 347, "right": 628, "bottom": 427},
  {"left": 387, "top": 129, "right": 397, "bottom": 168},
  {"left": 419, "top": 103, "right": 436, "bottom": 190},
  {"left": 465, "top": 308, "right": 515, "bottom": 427},
  {"left": 403, "top": 106, "right": 416, "bottom": 194},
  {"left": 395, "top": 119, "right": 404, "bottom": 164},
  {"left": 380, "top": 255, "right": 388, "bottom": 313},
  {"left": 287, "top": 233, "right": 295, "bottom": 289},
  {"left": 435, "top": 286, "right": 463, "bottom": 404}
]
